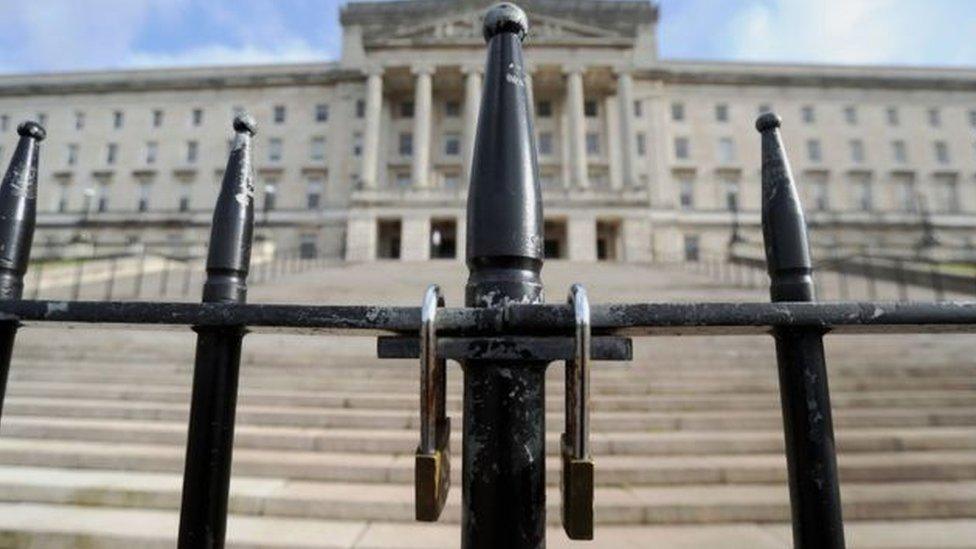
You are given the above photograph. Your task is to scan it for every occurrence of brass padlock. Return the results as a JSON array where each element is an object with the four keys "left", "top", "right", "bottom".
[
  {"left": 415, "top": 285, "right": 451, "bottom": 521},
  {"left": 561, "top": 284, "right": 594, "bottom": 540}
]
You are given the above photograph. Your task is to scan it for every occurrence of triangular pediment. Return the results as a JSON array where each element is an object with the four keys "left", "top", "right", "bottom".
[{"left": 387, "top": 9, "right": 625, "bottom": 42}]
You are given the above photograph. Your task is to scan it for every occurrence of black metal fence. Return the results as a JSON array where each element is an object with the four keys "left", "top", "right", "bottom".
[{"left": 0, "top": 4, "right": 974, "bottom": 549}]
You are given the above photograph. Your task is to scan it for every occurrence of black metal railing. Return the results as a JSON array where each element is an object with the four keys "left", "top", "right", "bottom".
[{"left": 0, "top": 4, "right": 974, "bottom": 549}]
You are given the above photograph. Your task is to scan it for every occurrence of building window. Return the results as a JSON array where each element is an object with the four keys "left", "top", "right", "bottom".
[
  {"left": 843, "top": 106, "right": 857, "bottom": 125},
  {"left": 57, "top": 183, "right": 70, "bottom": 213},
  {"left": 186, "top": 141, "right": 198, "bottom": 164},
  {"left": 399, "top": 132, "right": 413, "bottom": 157},
  {"left": 445, "top": 101, "right": 461, "bottom": 117},
  {"left": 969, "top": 109, "right": 976, "bottom": 128},
  {"left": 355, "top": 99, "right": 366, "bottom": 119},
  {"left": 927, "top": 108, "right": 941, "bottom": 128},
  {"left": 683, "top": 235, "right": 700, "bottom": 262},
  {"left": 715, "top": 104, "right": 729, "bottom": 123},
  {"left": 395, "top": 173, "right": 411, "bottom": 188},
  {"left": 96, "top": 182, "right": 110, "bottom": 213},
  {"left": 757, "top": 104, "right": 772, "bottom": 115},
  {"left": 633, "top": 100, "right": 643, "bottom": 118},
  {"left": 152, "top": 109, "right": 164, "bottom": 128},
  {"left": 444, "top": 133, "right": 461, "bottom": 156},
  {"left": 269, "top": 138, "right": 283, "bottom": 162},
  {"left": 801, "top": 106, "right": 815, "bottom": 124},
  {"left": 584, "top": 100, "right": 598, "bottom": 118},
  {"left": 400, "top": 101, "right": 415, "bottom": 118},
  {"left": 306, "top": 178, "right": 324, "bottom": 210},
  {"left": 192, "top": 109, "right": 204, "bottom": 126},
  {"left": 674, "top": 137, "right": 690, "bottom": 160},
  {"left": 75, "top": 112, "right": 85, "bottom": 130},
  {"left": 179, "top": 183, "right": 192, "bottom": 212},
  {"left": 106, "top": 143, "right": 118, "bottom": 165},
  {"left": 310, "top": 136, "right": 326, "bottom": 161},
  {"left": 717, "top": 137, "right": 735, "bottom": 164},
  {"left": 138, "top": 182, "right": 152, "bottom": 212},
  {"left": 849, "top": 139, "right": 865, "bottom": 163},
  {"left": 263, "top": 181, "right": 277, "bottom": 211},
  {"left": 0, "top": 115, "right": 8, "bottom": 132},
  {"left": 352, "top": 132, "right": 363, "bottom": 157},
  {"left": 66, "top": 144, "right": 78, "bottom": 166},
  {"left": 809, "top": 179, "right": 829, "bottom": 211},
  {"left": 894, "top": 174, "right": 917, "bottom": 213},
  {"left": 315, "top": 104, "right": 329, "bottom": 123},
  {"left": 443, "top": 173, "right": 461, "bottom": 190},
  {"left": 671, "top": 102, "right": 685, "bottom": 121},
  {"left": 934, "top": 141, "right": 950, "bottom": 164},
  {"left": 807, "top": 139, "right": 822, "bottom": 163},
  {"left": 113, "top": 111, "right": 124, "bottom": 129},
  {"left": 538, "top": 132, "right": 554, "bottom": 156},
  {"left": 723, "top": 179, "right": 740, "bottom": 211},
  {"left": 273, "top": 105, "right": 286, "bottom": 124},
  {"left": 935, "top": 174, "right": 960, "bottom": 213},
  {"left": 537, "top": 101, "right": 552, "bottom": 118},
  {"left": 145, "top": 141, "right": 157, "bottom": 165},
  {"left": 679, "top": 178, "right": 694, "bottom": 210},
  {"left": 585, "top": 132, "right": 600, "bottom": 155},
  {"left": 853, "top": 178, "right": 873, "bottom": 212},
  {"left": 636, "top": 133, "right": 647, "bottom": 156},
  {"left": 886, "top": 107, "right": 900, "bottom": 126},
  {"left": 892, "top": 140, "right": 908, "bottom": 164}
]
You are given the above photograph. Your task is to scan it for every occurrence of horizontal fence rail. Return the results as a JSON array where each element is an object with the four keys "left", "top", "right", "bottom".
[{"left": 0, "top": 300, "right": 974, "bottom": 336}]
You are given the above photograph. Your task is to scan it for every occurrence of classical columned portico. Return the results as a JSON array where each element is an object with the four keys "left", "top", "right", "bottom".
[
  {"left": 462, "top": 65, "right": 482, "bottom": 186},
  {"left": 564, "top": 66, "right": 589, "bottom": 189},
  {"left": 412, "top": 65, "right": 434, "bottom": 188},
  {"left": 361, "top": 68, "right": 384, "bottom": 189}
]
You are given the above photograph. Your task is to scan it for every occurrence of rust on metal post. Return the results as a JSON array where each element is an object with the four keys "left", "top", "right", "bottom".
[
  {"left": 0, "top": 121, "right": 45, "bottom": 418},
  {"left": 758, "top": 112, "right": 845, "bottom": 549},
  {"left": 178, "top": 114, "right": 257, "bottom": 549},
  {"left": 462, "top": 4, "right": 548, "bottom": 548}
]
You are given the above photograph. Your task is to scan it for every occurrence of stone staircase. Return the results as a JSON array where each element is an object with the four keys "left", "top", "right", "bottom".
[{"left": 0, "top": 261, "right": 973, "bottom": 547}]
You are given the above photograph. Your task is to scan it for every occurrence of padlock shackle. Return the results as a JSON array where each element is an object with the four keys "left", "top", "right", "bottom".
[
  {"left": 566, "top": 284, "right": 591, "bottom": 460},
  {"left": 420, "top": 284, "right": 445, "bottom": 454}
]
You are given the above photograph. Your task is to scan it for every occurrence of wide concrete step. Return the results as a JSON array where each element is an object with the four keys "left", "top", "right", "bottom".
[
  {"left": 0, "top": 501, "right": 973, "bottom": 549},
  {"left": 5, "top": 396, "right": 976, "bottom": 431},
  {"left": 7, "top": 381, "right": 976, "bottom": 413},
  {"left": 0, "top": 466, "right": 973, "bottom": 525},
  {"left": 0, "top": 438, "right": 973, "bottom": 486},
  {"left": 4, "top": 417, "right": 976, "bottom": 457}
]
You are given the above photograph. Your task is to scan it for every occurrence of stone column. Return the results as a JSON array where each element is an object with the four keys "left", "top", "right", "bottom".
[
  {"left": 361, "top": 68, "right": 384, "bottom": 189},
  {"left": 401, "top": 214, "right": 430, "bottom": 261},
  {"left": 462, "top": 65, "right": 482, "bottom": 187},
  {"left": 412, "top": 65, "right": 434, "bottom": 188},
  {"left": 564, "top": 66, "right": 588, "bottom": 189},
  {"left": 616, "top": 69, "right": 637, "bottom": 189},
  {"left": 568, "top": 215, "right": 597, "bottom": 261}
]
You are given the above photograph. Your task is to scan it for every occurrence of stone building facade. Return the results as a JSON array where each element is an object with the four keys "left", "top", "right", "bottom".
[{"left": 1, "top": 0, "right": 975, "bottom": 263}]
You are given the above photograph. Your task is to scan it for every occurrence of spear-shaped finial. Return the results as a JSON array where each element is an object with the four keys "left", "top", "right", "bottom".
[
  {"left": 0, "top": 121, "right": 47, "bottom": 300},
  {"left": 466, "top": 2, "right": 542, "bottom": 307},
  {"left": 202, "top": 114, "right": 257, "bottom": 304},
  {"left": 757, "top": 113, "right": 814, "bottom": 302}
]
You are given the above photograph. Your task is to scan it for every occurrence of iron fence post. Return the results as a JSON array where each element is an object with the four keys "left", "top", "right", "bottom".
[
  {"left": 462, "top": 5, "right": 547, "bottom": 548},
  {"left": 758, "top": 113, "right": 845, "bottom": 549},
  {"left": 0, "top": 121, "right": 44, "bottom": 418},
  {"left": 178, "top": 115, "right": 257, "bottom": 548}
]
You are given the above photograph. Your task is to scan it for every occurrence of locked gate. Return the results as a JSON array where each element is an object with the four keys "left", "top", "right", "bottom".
[{"left": 1, "top": 3, "right": 975, "bottom": 549}]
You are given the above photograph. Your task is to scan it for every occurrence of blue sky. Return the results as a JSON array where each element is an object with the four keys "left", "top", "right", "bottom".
[{"left": 0, "top": 0, "right": 974, "bottom": 74}]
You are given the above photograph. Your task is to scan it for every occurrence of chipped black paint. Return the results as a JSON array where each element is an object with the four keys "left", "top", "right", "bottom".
[
  {"left": 759, "top": 114, "right": 845, "bottom": 549},
  {"left": 178, "top": 115, "right": 258, "bottom": 549}
]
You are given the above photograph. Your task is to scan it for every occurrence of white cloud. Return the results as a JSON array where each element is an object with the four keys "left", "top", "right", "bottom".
[{"left": 0, "top": 0, "right": 190, "bottom": 72}]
